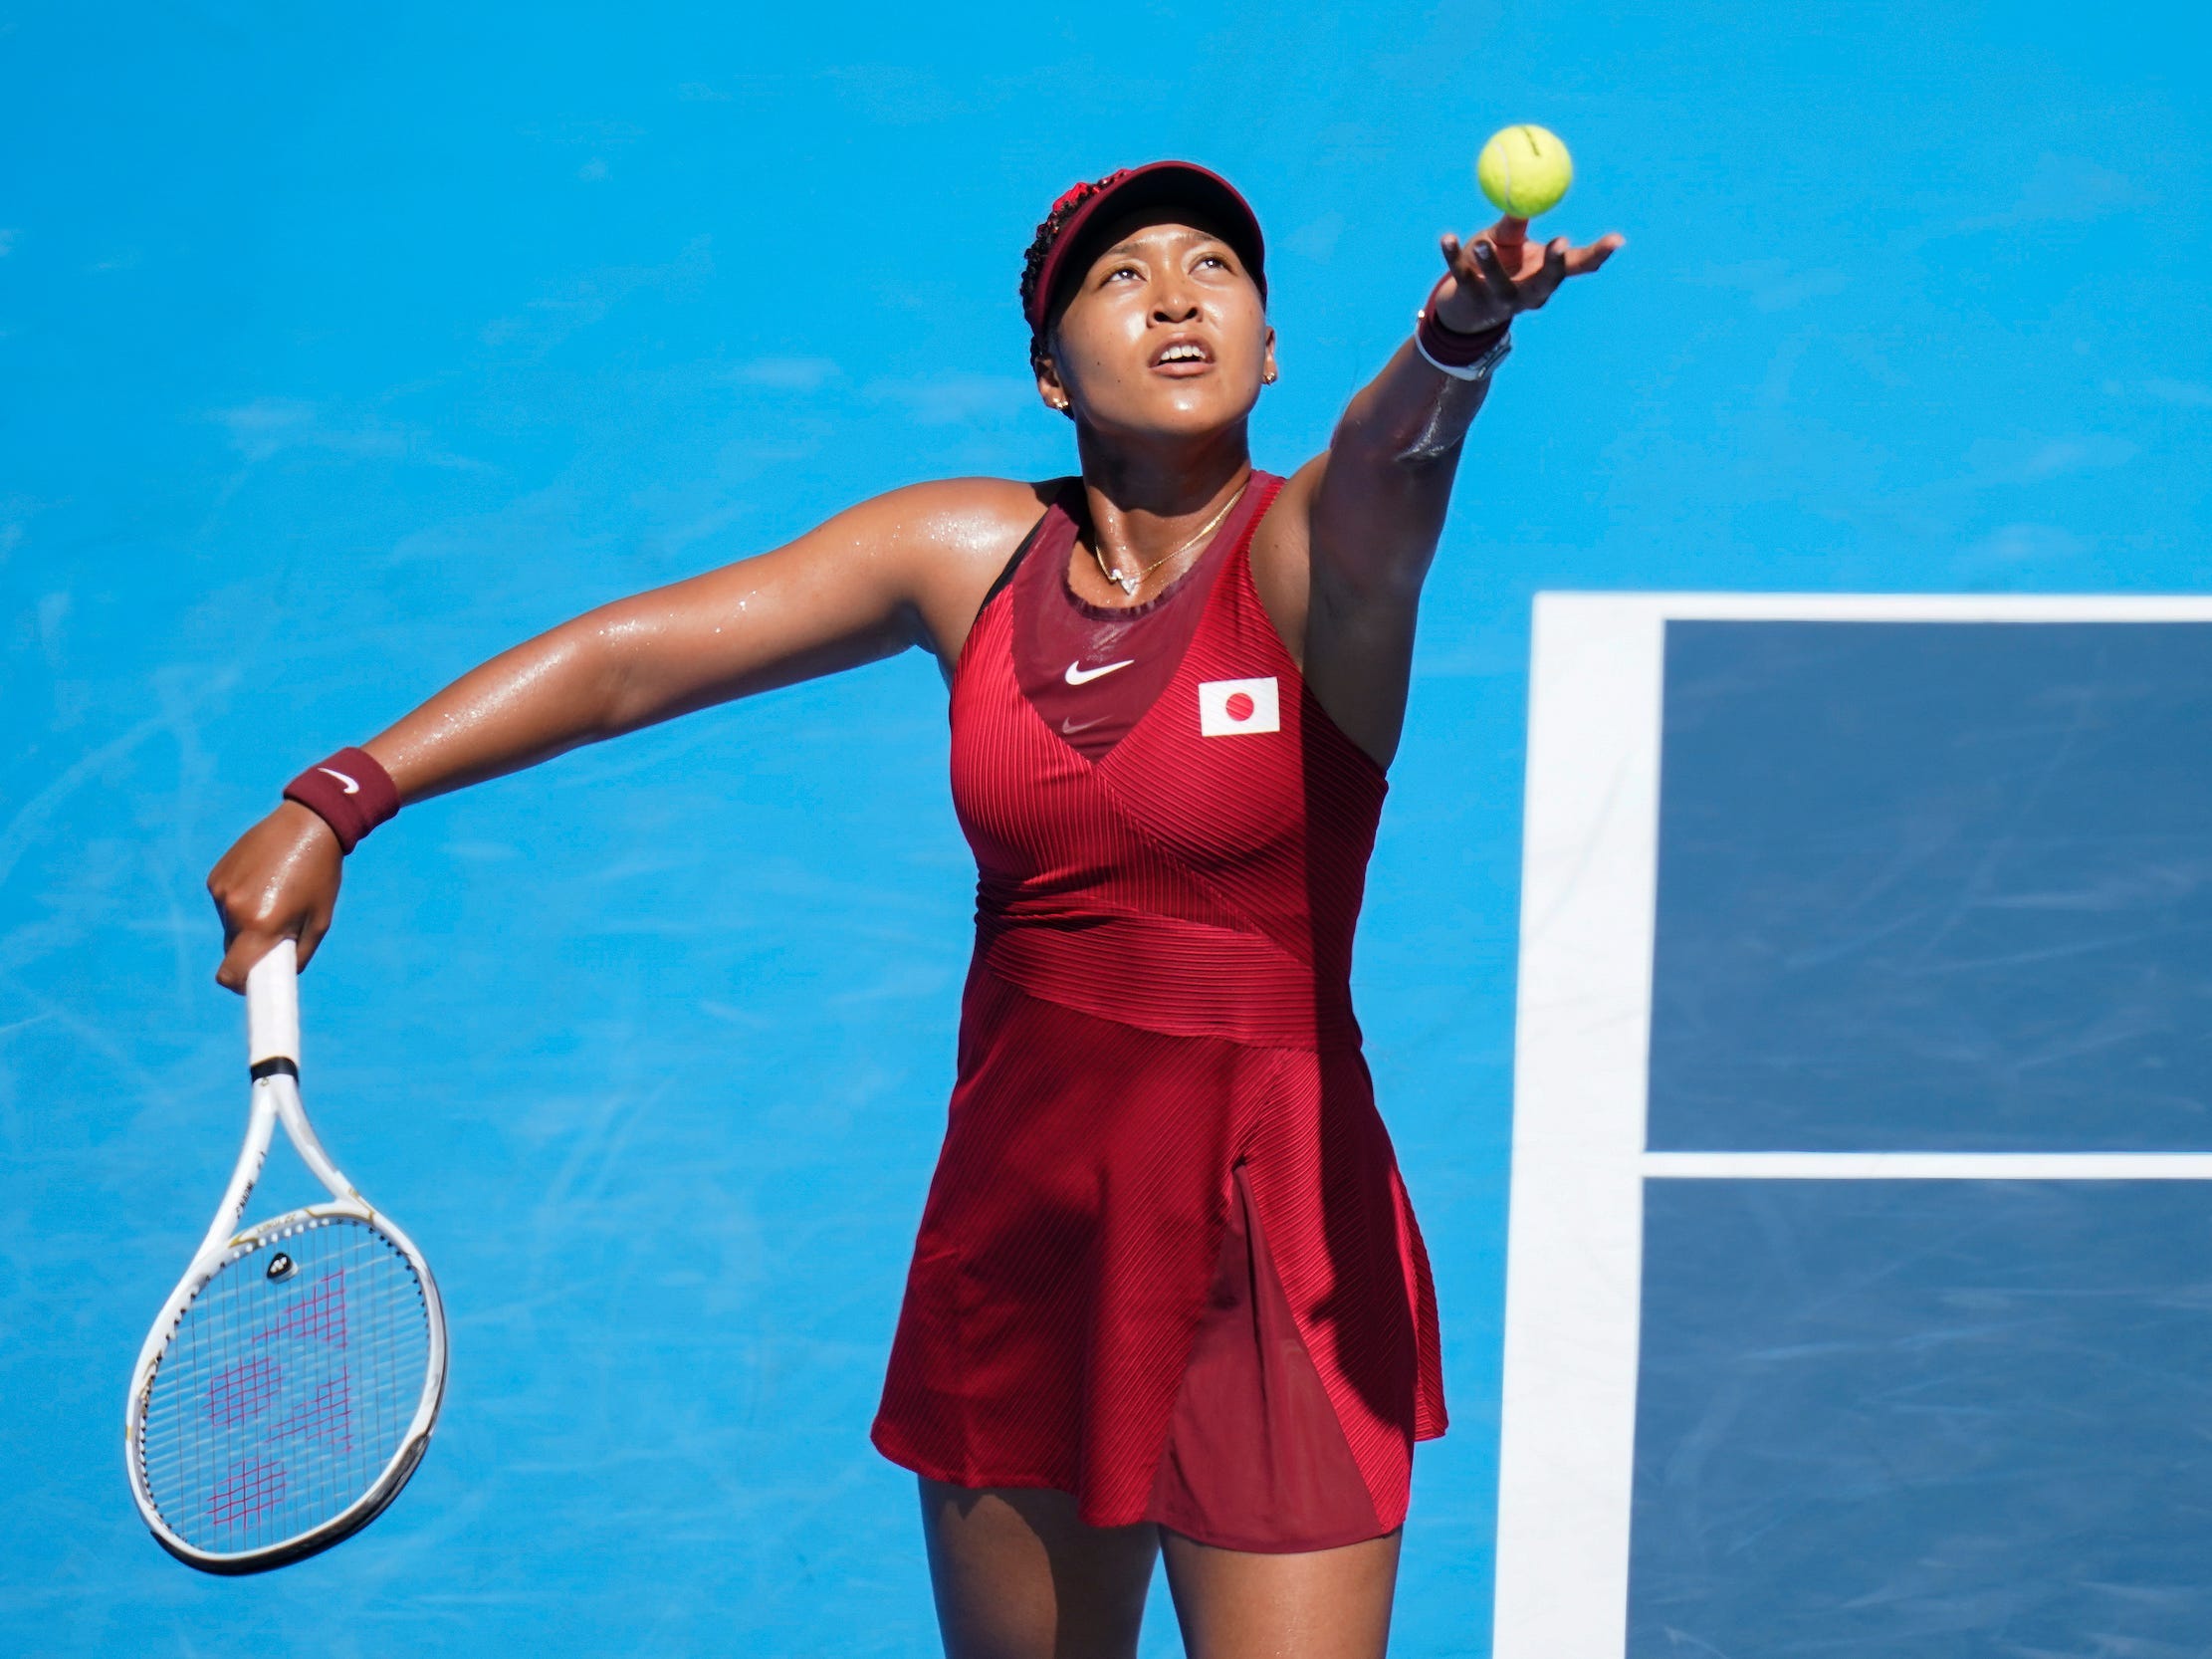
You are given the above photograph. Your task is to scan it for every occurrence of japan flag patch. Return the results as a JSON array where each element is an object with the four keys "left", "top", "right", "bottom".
[{"left": 1198, "top": 676, "right": 1280, "bottom": 737}]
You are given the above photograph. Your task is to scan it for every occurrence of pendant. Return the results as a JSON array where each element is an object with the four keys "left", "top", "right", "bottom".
[{"left": 1110, "top": 569, "right": 1139, "bottom": 597}]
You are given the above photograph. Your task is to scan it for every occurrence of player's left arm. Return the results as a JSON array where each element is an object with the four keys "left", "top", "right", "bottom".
[{"left": 1261, "top": 217, "right": 1623, "bottom": 768}]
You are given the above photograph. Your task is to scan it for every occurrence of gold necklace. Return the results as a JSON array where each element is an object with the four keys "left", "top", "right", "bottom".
[{"left": 1089, "top": 479, "right": 1250, "bottom": 599}]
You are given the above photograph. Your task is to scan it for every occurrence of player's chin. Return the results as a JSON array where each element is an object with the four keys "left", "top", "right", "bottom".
[{"left": 1092, "top": 378, "right": 1259, "bottom": 442}]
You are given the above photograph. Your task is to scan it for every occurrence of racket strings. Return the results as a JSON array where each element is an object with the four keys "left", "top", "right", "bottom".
[{"left": 137, "top": 1215, "right": 432, "bottom": 1555}]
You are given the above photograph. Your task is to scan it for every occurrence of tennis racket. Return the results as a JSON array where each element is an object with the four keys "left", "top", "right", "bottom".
[{"left": 124, "top": 939, "right": 448, "bottom": 1572}]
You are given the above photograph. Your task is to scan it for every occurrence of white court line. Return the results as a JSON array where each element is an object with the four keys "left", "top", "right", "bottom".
[
  {"left": 1530, "top": 592, "right": 2212, "bottom": 623},
  {"left": 1493, "top": 598, "right": 1662, "bottom": 1659},
  {"left": 1646, "top": 1151, "right": 2212, "bottom": 1180}
]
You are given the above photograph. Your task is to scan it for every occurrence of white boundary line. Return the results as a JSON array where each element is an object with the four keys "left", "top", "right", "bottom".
[
  {"left": 1492, "top": 596, "right": 1664, "bottom": 1659},
  {"left": 1492, "top": 592, "right": 2212, "bottom": 1659},
  {"left": 1647, "top": 1152, "right": 2212, "bottom": 1180},
  {"left": 1520, "top": 592, "right": 2212, "bottom": 623}
]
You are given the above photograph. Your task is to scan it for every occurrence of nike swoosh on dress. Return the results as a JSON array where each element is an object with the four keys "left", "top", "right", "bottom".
[{"left": 1065, "top": 658, "right": 1136, "bottom": 686}]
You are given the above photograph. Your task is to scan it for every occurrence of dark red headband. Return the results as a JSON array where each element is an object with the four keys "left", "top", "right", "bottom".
[{"left": 1022, "top": 161, "right": 1267, "bottom": 336}]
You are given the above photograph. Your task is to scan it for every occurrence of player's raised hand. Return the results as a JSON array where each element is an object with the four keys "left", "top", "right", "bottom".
[
  {"left": 206, "top": 804, "right": 342, "bottom": 991},
  {"left": 1430, "top": 217, "right": 1625, "bottom": 336}
]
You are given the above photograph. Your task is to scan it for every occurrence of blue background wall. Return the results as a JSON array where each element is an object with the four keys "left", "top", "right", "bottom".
[{"left": 2, "top": 1, "right": 2206, "bottom": 1652}]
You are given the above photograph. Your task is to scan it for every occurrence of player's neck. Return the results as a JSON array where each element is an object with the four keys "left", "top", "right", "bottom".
[{"left": 1073, "top": 428, "right": 1252, "bottom": 569}]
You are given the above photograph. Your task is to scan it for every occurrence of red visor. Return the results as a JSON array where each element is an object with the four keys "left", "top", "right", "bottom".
[{"left": 1025, "top": 161, "right": 1267, "bottom": 335}]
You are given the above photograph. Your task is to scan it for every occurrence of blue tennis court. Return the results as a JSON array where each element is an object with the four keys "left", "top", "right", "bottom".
[{"left": 1498, "top": 598, "right": 2212, "bottom": 1658}]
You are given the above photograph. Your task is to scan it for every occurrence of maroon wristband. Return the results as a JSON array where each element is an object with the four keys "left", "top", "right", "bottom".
[
  {"left": 283, "top": 747, "right": 400, "bottom": 854},
  {"left": 1417, "top": 274, "right": 1510, "bottom": 365}
]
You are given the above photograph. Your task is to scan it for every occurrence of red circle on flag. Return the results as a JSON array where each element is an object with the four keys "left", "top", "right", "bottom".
[{"left": 1224, "top": 691, "right": 1255, "bottom": 722}]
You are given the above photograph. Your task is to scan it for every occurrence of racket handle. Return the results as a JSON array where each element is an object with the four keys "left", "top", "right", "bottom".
[{"left": 246, "top": 938, "right": 301, "bottom": 1072}]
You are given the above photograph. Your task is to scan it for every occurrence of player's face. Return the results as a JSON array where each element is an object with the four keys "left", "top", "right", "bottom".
[{"left": 1040, "top": 212, "right": 1274, "bottom": 443}]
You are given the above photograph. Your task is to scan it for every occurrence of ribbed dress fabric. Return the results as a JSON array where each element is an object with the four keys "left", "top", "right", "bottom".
[{"left": 870, "top": 472, "right": 1447, "bottom": 1541}]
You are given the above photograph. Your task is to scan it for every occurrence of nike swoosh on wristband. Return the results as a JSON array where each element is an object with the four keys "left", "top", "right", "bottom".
[
  {"left": 316, "top": 767, "right": 361, "bottom": 795},
  {"left": 1064, "top": 658, "right": 1136, "bottom": 685}
]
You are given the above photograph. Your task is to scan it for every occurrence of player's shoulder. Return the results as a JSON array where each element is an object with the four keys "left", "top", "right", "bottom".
[
  {"left": 865, "top": 475, "right": 1066, "bottom": 555},
  {"left": 850, "top": 478, "right": 1070, "bottom": 666}
]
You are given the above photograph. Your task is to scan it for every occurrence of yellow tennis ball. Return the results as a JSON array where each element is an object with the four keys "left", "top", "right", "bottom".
[{"left": 1476, "top": 124, "right": 1573, "bottom": 218}]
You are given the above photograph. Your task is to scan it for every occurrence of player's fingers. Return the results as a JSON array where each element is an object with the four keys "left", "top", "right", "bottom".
[
  {"left": 1466, "top": 238, "right": 1521, "bottom": 309},
  {"left": 1434, "top": 234, "right": 1510, "bottom": 330},
  {"left": 1446, "top": 245, "right": 1497, "bottom": 318},
  {"left": 1525, "top": 236, "right": 1572, "bottom": 307},
  {"left": 215, "top": 929, "right": 278, "bottom": 994},
  {"left": 1489, "top": 216, "right": 1531, "bottom": 276},
  {"left": 1563, "top": 232, "right": 1628, "bottom": 276},
  {"left": 297, "top": 909, "right": 332, "bottom": 972},
  {"left": 209, "top": 886, "right": 239, "bottom": 951}
]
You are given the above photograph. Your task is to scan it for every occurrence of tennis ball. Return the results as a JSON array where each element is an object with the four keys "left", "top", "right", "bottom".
[{"left": 1476, "top": 124, "right": 1573, "bottom": 218}]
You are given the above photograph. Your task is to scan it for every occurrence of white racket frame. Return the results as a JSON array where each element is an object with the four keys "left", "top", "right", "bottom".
[{"left": 123, "top": 940, "right": 449, "bottom": 1573}]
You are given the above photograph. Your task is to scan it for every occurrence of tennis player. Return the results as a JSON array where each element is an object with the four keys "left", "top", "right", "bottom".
[{"left": 207, "top": 161, "right": 1620, "bottom": 1658}]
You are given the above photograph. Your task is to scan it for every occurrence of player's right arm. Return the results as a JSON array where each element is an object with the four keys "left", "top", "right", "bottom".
[{"left": 206, "top": 478, "right": 1048, "bottom": 989}]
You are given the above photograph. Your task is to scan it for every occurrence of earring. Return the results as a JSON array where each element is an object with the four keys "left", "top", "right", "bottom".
[{"left": 1262, "top": 370, "right": 1277, "bottom": 384}]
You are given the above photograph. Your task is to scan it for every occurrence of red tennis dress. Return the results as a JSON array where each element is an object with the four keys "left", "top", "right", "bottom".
[{"left": 871, "top": 474, "right": 1446, "bottom": 1548}]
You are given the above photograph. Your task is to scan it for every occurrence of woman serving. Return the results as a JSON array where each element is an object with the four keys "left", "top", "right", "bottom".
[{"left": 207, "top": 161, "right": 1620, "bottom": 1659}]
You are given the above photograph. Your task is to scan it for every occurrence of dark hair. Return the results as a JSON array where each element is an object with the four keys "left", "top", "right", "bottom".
[{"left": 1019, "top": 172, "right": 1121, "bottom": 376}]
